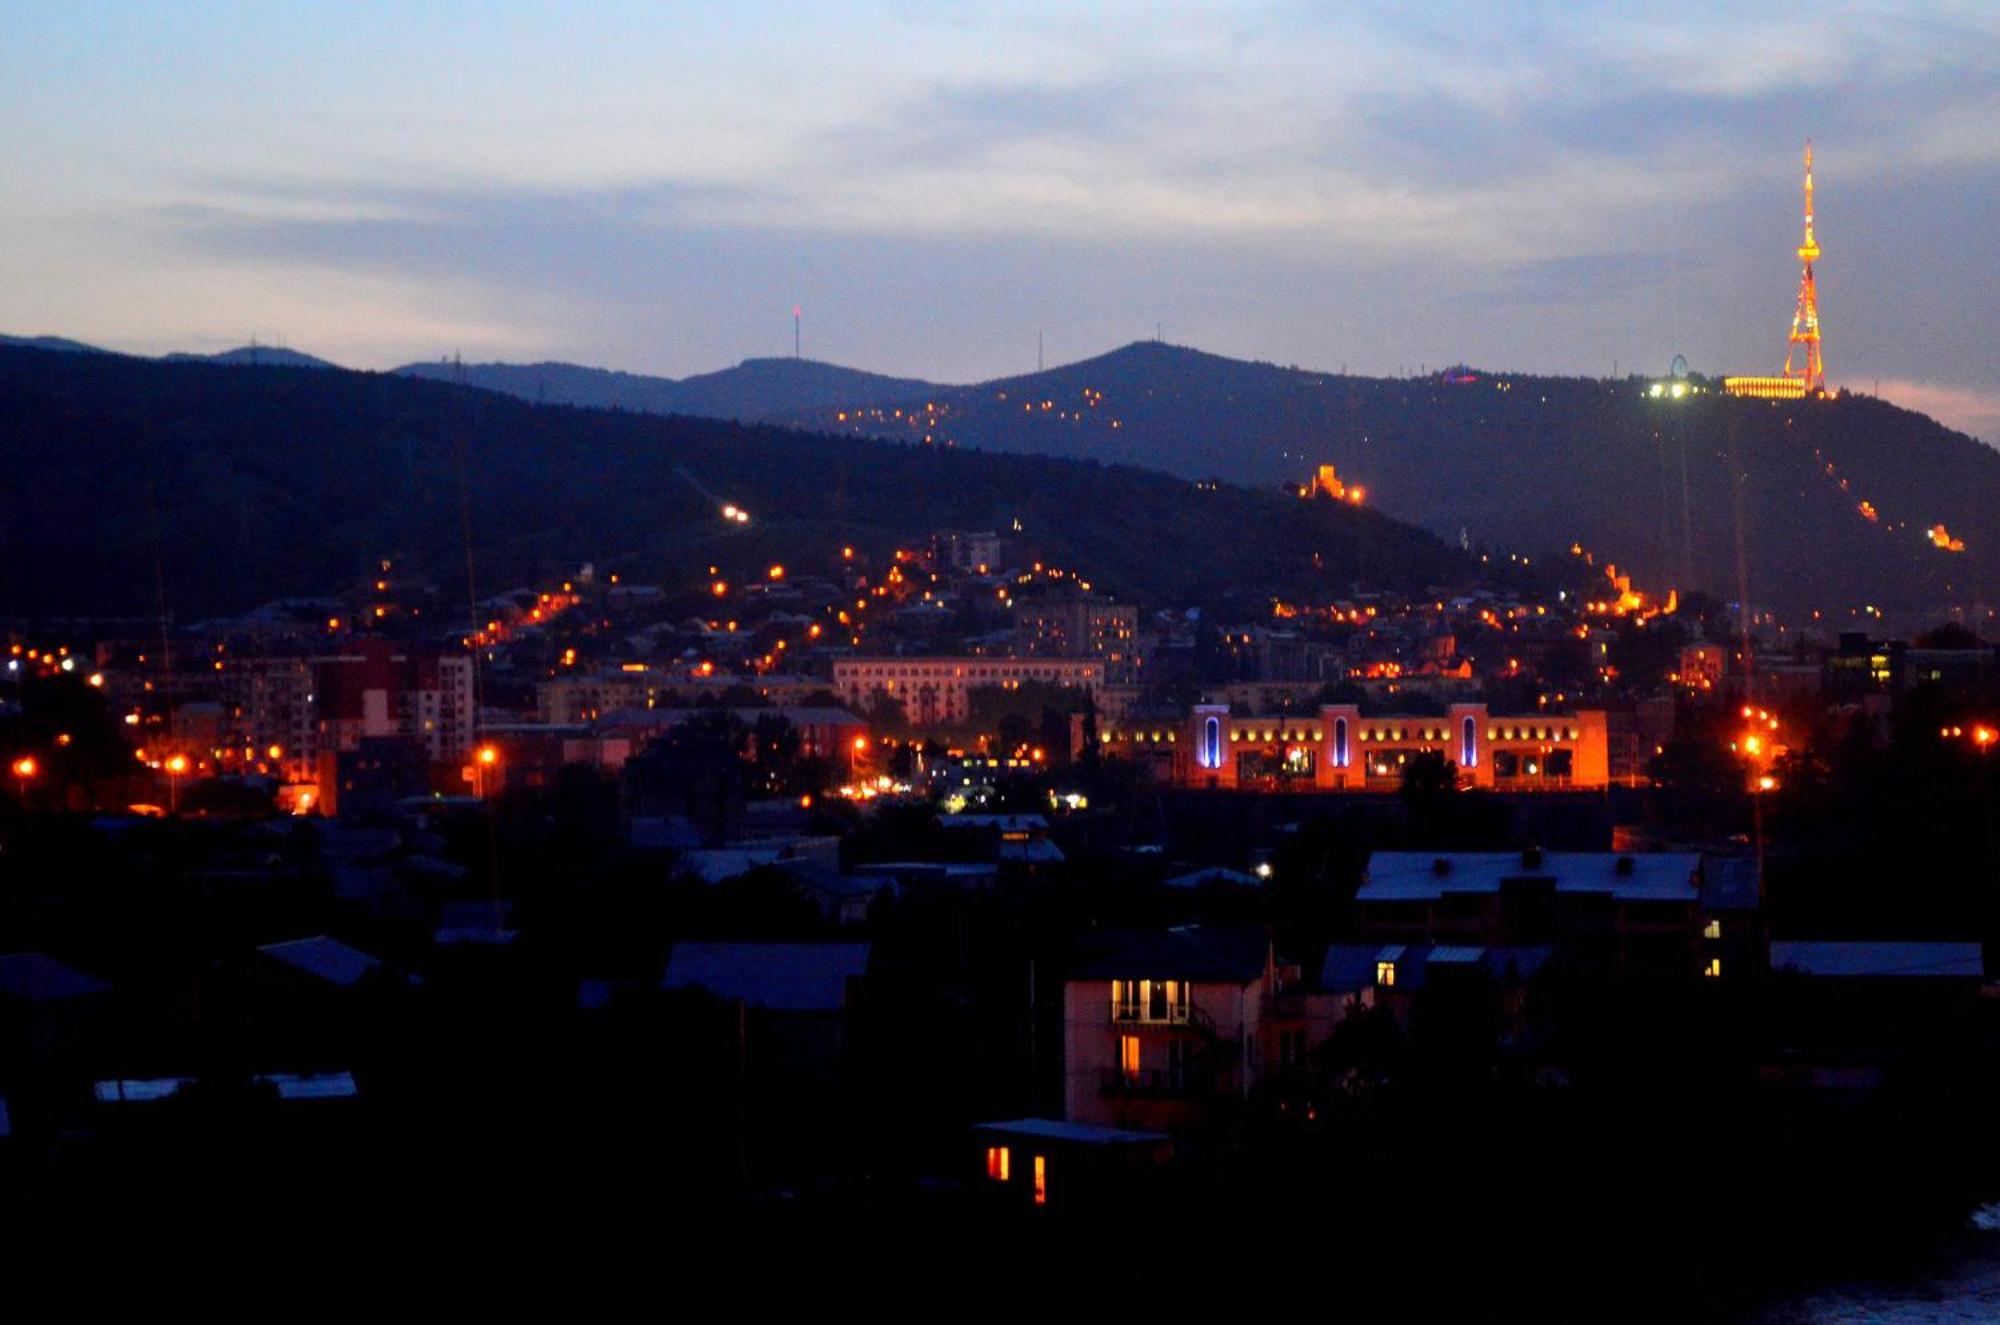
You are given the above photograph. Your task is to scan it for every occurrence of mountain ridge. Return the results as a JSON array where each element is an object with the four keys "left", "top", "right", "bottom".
[
  {"left": 392, "top": 355, "right": 944, "bottom": 421},
  {"left": 0, "top": 343, "right": 1462, "bottom": 620},
  {"left": 7, "top": 331, "right": 1993, "bottom": 620}
]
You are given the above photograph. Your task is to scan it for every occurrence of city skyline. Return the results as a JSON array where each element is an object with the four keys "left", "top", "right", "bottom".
[{"left": 3, "top": 2, "right": 1996, "bottom": 439}]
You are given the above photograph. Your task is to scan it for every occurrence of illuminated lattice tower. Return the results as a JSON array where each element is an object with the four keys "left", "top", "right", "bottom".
[{"left": 1783, "top": 141, "right": 1825, "bottom": 392}]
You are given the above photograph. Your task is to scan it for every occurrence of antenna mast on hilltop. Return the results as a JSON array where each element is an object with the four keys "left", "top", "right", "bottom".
[
  {"left": 1724, "top": 142, "right": 1830, "bottom": 401},
  {"left": 793, "top": 305, "right": 802, "bottom": 360},
  {"left": 1784, "top": 141, "right": 1826, "bottom": 392}
]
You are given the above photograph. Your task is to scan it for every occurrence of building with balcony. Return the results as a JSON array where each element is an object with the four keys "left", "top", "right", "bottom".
[{"left": 1063, "top": 925, "right": 1345, "bottom": 1133}]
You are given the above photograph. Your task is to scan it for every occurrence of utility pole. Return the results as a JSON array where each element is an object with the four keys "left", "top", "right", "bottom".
[{"left": 1027, "top": 959, "right": 1038, "bottom": 1113}]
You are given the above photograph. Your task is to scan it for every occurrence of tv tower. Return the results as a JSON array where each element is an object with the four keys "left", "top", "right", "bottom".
[{"left": 1783, "top": 141, "right": 1825, "bottom": 392}]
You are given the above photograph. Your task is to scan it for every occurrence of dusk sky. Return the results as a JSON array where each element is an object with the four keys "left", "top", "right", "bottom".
[{"left": 4, "top": 1, "right": 1995, "bottom": 438}]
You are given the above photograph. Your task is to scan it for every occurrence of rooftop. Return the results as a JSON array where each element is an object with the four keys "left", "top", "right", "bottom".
[
  {"left": 257, "top": 936, "right": 384, "bottom": 988},
  {"left": 0, "top": 952, "right": 111, "bottom": 1002},
  {"left": 1358, "top": 851, "right": 1701, "bottom": 903},
  {"left": 973, "top": 1117, "right": 1170, "bottom": 1146},
  {"left": 1769, "top": 941, "right": 1984, "bottom": 979},
  {"left": 663, "top": 941, "right": 871, "bottom": 1011},
  {"left": 1070, "top": 924, "right": 1272, "bottom": 984}
]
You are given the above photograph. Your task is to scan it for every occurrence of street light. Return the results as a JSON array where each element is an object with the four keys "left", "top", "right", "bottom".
[
  {"left": 164, "top": 752, "right": 188, "bottom": 814},
  {"left": 474, "top": 744, "right": 499, "bottom": 798}
]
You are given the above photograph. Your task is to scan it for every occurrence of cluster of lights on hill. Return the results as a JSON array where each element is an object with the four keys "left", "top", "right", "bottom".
[
  {"left": 1806, "top": 445, "right": 1967, "bottom": 557},
  {"left": 1642, "top": 381, "right": 1970, "bottom": 565},
  {"left": 830, "top": 384, "right": 1130, "bottom": 450}
]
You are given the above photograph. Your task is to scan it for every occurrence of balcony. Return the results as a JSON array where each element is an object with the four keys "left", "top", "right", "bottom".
[
  {"left": 1100, "top": 1067, "right": 1205, "bottom": 1097},
  {"left": 1263, "top": 990, "right": 1306, "bottom": 1020},
  {"left": 1110, "top": 1001, "right": 1190, "bottom": 1025}
]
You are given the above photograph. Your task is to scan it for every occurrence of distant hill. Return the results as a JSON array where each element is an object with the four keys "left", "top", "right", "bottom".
[
  {"left": 393, "top": 356, "right": 943, "bottom": 422},
  {"left": 0, "top": 333, "right": 107, "bottom": 355},
  {"left": 164, "top": 345, "right": 339, "bottom": 370},
  {"left": 0, "top": 345, "right": 1462, "bottom": 620},
  {"left": 778, "top": 341, "right": 2000, "bottom": 621}
]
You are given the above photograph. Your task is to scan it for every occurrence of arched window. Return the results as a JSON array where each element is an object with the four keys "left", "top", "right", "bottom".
[
  {"left": 1461, "top": 715, "right": 1478, "bottom": 768},
  {"left": 1333, "top": 717, "right": 1349, "bottom": 768},
  {"left": 1201, "top": 716, "right": 1222, "bottom": 769}
]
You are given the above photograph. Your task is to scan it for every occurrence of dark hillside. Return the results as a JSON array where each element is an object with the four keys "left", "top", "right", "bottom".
[
  {"left": 0, "top": 346, "right": 1462, "bottom": 620},
  {"left": 785, "top": 341, "right": 2000, "bottom": 620}
]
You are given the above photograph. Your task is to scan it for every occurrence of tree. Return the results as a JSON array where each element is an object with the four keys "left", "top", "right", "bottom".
[
  {"left": 1400, "top": 750, "right": 1460, "bottom": 846},
  {"left": 1400, "top": 750, "right": 1458, "bottom": 800},
  {"left": 1916, "top": 622, "right": 1984, "bottom": 650}
]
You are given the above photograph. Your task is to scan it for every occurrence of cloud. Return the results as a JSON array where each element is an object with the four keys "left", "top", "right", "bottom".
[
  {"left": 1873, "top": 380, "right": 2000, "bottom": 446},
  {"left": 6, "top": 2, "right": 1994, "bottom": 398}
]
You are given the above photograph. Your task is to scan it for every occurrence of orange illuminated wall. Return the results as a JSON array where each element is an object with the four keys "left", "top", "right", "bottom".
[{"left": 1152, "top": 703, "right": 1610, "bottom": 792}]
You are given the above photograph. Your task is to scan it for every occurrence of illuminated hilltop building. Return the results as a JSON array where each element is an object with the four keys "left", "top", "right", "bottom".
[
  {"left": 1727, "top": 143, "right": 1827, "bottom": 401},
  {"left": 1647, "top": 354, "right": 1703, "bottom": 400},
  {"left": 1299, "top": 463, "right": 1364, "bottom": 504}
]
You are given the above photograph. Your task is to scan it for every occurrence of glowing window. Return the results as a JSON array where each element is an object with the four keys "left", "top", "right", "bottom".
[
  {"left": 986, "top": 1146, "right": 1010, "bottom": 1182},
  {"left": 1033, "top": 1155, "right": 1047, "bottom": 1207},
  {"left": 1201, "top": 716, "right": 1222, "bottom": 769},
  {"left": 1120, "top": 1034, "right": 1141, "bottom": 1078},
  {"left": 1375, "top": 961, "right": 1396, "bottom": 988},
  {"left": 1703, "top": 919, "right": 1722, "bottom": 940},
  {"left": 1703, "top": 958, "right": 1722, "bottom": 979},
  {"left": 1333, "top": 718, "right": 1349, "bottom": 768},
  {"left": 1461, "top": 715, "right": 1478, "bottom": 768}
]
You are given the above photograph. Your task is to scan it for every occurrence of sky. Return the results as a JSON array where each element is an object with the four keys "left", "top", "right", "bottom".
[{"left": 3, "top": 1, "right": 1996, "bottom": 439}]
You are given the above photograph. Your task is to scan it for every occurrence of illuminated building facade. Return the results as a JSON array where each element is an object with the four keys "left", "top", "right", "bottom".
[
  {"left": 832, "top": 655, "right": 1104, "bottom": 729},
  {"left": 536, "top": 671, "right": 651, "bottom": 724},
  {"left": 1013, "top": 598, "right": 1140, "bottom": 680},
  {"left": 220, "top": 655, "right": 320, "bottom": 783},
  {"left": 314, "top": 640, "right": 476, "bottom": 763},
  {"left": 1097, "top": 703, "right": 1609, "bottom": 792},
  {"left": 1727, "top": 142, "right": 1827, "bottom": 401},
  {"left": 1297, "top": 462, "right": 1364, "bottom": 504},
  {"left": 927, "top": 528, "right": 1003, "bottom": 575},
  {"left": 1064, "top": 926, "right": 1336, "bottom": 1134}
]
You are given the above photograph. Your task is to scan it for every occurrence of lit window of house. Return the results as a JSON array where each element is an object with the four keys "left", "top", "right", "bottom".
[
  {"left": 1703, "top": 919, "right": 1722, "bottom": 940},
  {"left": 985, "top": 1146, "right": 1010, "bottom": 1182},
  {"left": 1703, "top": 958, "right": 1722, "bottom": 979},
  {"left": 1033, "top": 1155, "right": 1048, "bottom": 1207},
  {"left": 1111, "top": 979, "right": 1188, "bottom": 1022},
  {"left": 1375, "top": 961, "right": 1396, "bottom": 988},
  {"left": 1120, "top": 1034, "right": 1141, "bottom": 1081}
]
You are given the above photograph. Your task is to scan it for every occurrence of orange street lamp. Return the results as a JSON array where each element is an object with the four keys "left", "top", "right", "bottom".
[
  {"left": 11, "top": 755, "right": 37, "bottom": 781},
  {"left": 474, "top": 743, "right": 500, "bottom": 797},
  {"left": 164, "top": 752, "right": 189, "bottom": 814}
]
